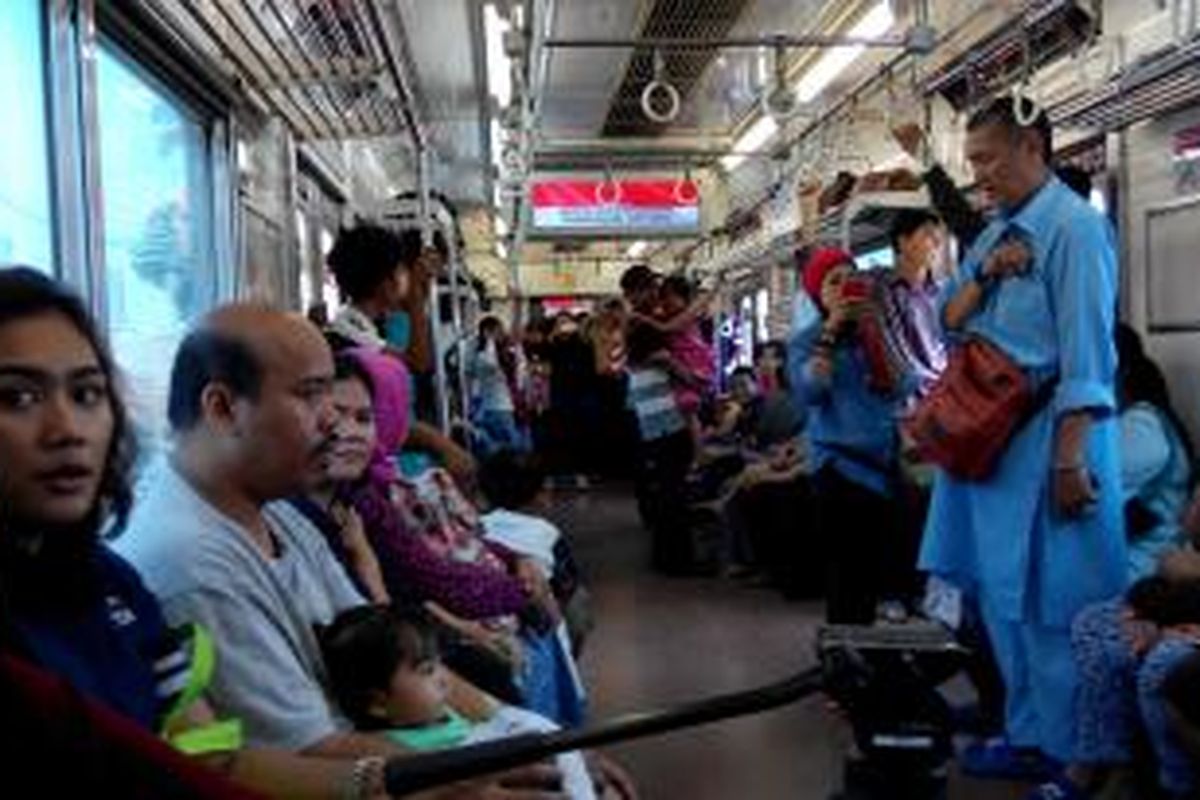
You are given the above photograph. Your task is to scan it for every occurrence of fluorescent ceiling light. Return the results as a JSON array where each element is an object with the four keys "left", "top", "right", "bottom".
[
  {"left": 484, "top": 4, "right": 512, "bottom": 108},
  {"left": 795, "top": 1, "right": 895, "bottom": 103},
  {"left": 489, "top": 119, "right": 504, "bottom": 172},
  {"left": 721, "top": 115, "right": 780, "bottom": 171},
  {"left": 626, "top": 240, "right": 649, "bottom": 259}
]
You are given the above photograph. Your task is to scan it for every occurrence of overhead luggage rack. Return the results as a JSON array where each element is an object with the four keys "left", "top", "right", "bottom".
[
  {"left": 148, "top": 0, "right": 424, "bottom": 144},
  {"left": 922, "top": 0, "right": 1098, "bottom": 111},
  {"left": 1050, "top": 37, "right": 1200, "bottom": 133}
]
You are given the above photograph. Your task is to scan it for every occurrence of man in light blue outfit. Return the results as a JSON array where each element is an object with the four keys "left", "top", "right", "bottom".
[{"left": 918, "top": 97, "right": 1126, "bottom": 776}]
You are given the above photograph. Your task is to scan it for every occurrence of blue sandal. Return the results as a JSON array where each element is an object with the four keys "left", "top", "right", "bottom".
[{"left": 959, "top": 738, "right": 1061, "bottom": 781}]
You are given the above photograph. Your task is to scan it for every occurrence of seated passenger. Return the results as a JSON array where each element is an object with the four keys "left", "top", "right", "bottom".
[
  {"left": 292, "top": 352, "right": 523, "bottom": 704},
  {"left": 0, "top": 268, "right": 535, "bottom": 798},
  {"left": 1116, "top": 324, "right": 1194, "bottom": 581},
  {"left": 0, "top": 652, "right": 260, "bottom": 798},
  {"left": 333, "top": 348, "right": 587, "bottom": 727},
  {"left": 1034, "top": 552, "right": 1200, "bottom": 799},
  {"left": 478, "top": 450, "right": 593, "bottom": 653},
  {"left": 115, "top": 302, "right": 576, "bottom": 796},
  {"left": 326, "top": 223, "right": 475, "bottom": 483},
  {"left": 321, "top": 604, "right": 596, "bottom": 799}
]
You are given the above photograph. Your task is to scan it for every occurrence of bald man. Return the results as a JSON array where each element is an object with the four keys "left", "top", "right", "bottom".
[{"left": 117, "top": 305, "right": 567, "bottom": 797}]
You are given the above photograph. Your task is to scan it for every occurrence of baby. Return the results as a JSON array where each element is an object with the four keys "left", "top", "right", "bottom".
[{"left": 320, "top": 604, "right": 596, "bottom": 799}]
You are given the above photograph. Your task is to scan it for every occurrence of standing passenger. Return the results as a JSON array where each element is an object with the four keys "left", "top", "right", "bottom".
[
  {"left": 791, "top": 248, "right": 910, "bottom": 623},
  {"left": 622, "top": 266, "right": 697, "bottom": 576},
  {"left": 325, "top": 223, "right": 476, "bottom": 483},
  {"left": 919, "top": 97, "right": 1125, "bottom": 778}
]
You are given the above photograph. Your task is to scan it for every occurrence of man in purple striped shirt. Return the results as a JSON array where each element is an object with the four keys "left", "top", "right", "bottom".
[{"left": 881, "top": 208, "right": 949, "bottom": 403}]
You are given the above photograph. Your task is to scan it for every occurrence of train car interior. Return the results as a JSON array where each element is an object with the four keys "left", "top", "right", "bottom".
[{"left": 4, "top": 0, "right": 1200, "bottom": 798}]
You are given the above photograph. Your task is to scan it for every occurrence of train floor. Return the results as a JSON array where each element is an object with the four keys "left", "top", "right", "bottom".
[{"left": 547, "top": 484, "right": 1033, "bottom": 800}]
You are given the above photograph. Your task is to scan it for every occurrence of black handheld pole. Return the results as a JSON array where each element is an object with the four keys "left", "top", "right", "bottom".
[{"left": 384, "top": 665, "right": 825, "bottom": 795}]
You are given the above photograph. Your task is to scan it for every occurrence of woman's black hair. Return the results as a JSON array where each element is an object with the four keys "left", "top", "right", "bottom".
[
  {"left": 333, "top": 351, "right": 374, "bottom": 395},
  {"left": 319, "top": 603, "right": 440, "bottom": 731},
  {"left": 660, "top": 274, "right": 694, "bottom": 303},
  {"left": 1127, "top": 575, "right": 1200, "bottom": 628},
  {"left": 754, "top": 340, "right": 789, "bottom": 390},
  {"left": 0, "top": 267, "right": 137, "bottom": 535},
  {"left": 476, "top": 315, "right": 504, "bottom": 353},
  {"left": 478, "top": 450, "right": 546, "bottom": 511}
]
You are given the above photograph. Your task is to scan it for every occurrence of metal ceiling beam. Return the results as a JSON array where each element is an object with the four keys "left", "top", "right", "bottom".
[
  {"left": 296, "top": 0, "right": 390, "bottom": 136},
  {"left": 544, "top": 33, "right": 909, "bottom": 50},
  {"left": 343, "top": 0, "right": 405, "bottom": 137},
  {"left": 174, "top": 0, "right": 315, "bottom": 138},
  {"left": 360, "top": 0, "right": 427, "bottom": 151},
  {"left": 260, "top": 0, "right": 372, "bottom": 138},
  {"left": 236, "top": 0, "right": 342, "bottom": 140}
]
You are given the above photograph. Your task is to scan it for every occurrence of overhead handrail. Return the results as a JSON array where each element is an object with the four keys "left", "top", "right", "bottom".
[
  {"left": 595, "top": 164, "right": 623, "bottom": 206},
  {"left": 1012, "top": 23, "right": 1043, "bottom": 126},
  {"left": 640, "top": 50, "right": 682, "bottom": 124}
]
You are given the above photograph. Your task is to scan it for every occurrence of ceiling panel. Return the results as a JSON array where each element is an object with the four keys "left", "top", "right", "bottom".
[
  {"left": 601, "top": 0, "right": 755, "bottom": 137},
  {"left": 541, "top": 0, "right": 651, "bottom": 137},
  {"left": 391, "top": 0, "right": 487, "bottom": 204}
]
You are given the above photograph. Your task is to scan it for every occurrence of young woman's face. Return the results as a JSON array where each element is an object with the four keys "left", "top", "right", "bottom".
[
  {"left": 323, "top": 376, "right": 376, "bottom": 483},
  {"left": 0, "top": 312, "right": 114, "bottom": 527},
  {"left": 756, "top": 347, "right": 784, "bottom": 380},
  {"left": 377, "top": 658, "right": 449, "bottom": 727},
  {"left": 819, "top": 265, "right": 854, "bottom": 315}
]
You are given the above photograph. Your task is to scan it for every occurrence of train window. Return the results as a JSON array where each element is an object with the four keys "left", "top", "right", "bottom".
[
  {"left": 96, "top": 41, "right": 215, "bottom": 439},
  {"left": 0, "top": 0, "right": 53, "bottom": 270}
]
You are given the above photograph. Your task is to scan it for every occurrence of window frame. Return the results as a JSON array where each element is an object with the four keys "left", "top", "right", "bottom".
[{"left": 41, "top": 0, "right": 237, "bottom": 320}]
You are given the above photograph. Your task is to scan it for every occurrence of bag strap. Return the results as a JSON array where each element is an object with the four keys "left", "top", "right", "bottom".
[{"left": 160, "top": 623, "right": 245, "bottom": 755}]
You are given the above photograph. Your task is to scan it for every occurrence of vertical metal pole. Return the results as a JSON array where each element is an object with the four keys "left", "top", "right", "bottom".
[
  {"left": 46, "top": 0, "right": 89, "bottom": 288},
  {"left": 419, "top": 147, "right": 450, "bottom": 432},
  {"left": 281, "top": 125, "right": 301, "bottom": 310},
  {"left": 76, "top": 0, "right": 107, "bottom": 324},
  {"left": 209, "top": 118, "right": 238, "bottom": 305},
  {"left": 448, "top": 240, "right": 469, "bottom": 427}
]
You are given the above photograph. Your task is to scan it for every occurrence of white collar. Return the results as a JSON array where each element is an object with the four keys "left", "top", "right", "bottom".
[{"left": 330, "top": 306, "right": 385, "bottom": 349}]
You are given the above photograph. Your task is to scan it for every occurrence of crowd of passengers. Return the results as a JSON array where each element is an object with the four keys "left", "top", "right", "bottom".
[
  {"left": 457, "top": 96, "right": 1200, "bottom": 800},
  {"left": 5, "top": 92, "right": 1200, "bottom": 800},
  {"left": 0, "top": 221, "right": 640, "bottom": 794}
]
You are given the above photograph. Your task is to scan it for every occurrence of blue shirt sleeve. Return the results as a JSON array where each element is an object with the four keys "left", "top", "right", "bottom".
[
  {"left": 1049, "top": 212, "right": 1118, "bottom": 416},
  {"left": 788, "top": 321, "right": 831, "bottom": 406}
]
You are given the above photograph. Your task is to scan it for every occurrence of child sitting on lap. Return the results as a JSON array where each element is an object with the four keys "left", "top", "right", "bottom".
[{"left": 320, "top": 604, "right": 597, "bottom": 799}]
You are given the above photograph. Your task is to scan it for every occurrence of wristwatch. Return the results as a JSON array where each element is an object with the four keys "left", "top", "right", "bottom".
[{"left": 344, "top": 756, "right": 387, "bottom": 800}]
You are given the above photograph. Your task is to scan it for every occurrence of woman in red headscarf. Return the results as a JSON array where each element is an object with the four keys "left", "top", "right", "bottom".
[{"left": 789, "top": 247, "right": 918, "bottom": 624}]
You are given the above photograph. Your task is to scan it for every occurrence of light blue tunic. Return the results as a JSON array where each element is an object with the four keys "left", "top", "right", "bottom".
[
  {"left": 1120, "top": 402, "right": 1190, "bottom": 581},
  {"left": 918, "top": 176, "right": 1127, "bottom": 627}
]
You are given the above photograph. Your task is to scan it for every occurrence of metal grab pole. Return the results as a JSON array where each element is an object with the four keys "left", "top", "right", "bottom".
[
  {"left": 418, "top": 147, "right": 450, "bottom": 433},
  {"left": 448, "top": 241, "right": 469, "bottom": 427},
  {"left": 543, "top": 34, "right": 909, "bottom": 50}
]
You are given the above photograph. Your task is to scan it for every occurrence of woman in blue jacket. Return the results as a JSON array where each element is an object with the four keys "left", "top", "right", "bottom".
[{"left": 790, "top": 248, "right": 912, "bottom": 624}]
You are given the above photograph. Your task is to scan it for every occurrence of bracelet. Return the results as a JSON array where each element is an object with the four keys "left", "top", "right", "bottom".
[
  {"left": 344, "top": 756, "right": 387, "bottom": 800},
  {"left": 1052, "top": 463, "right": 1086, "bottom": 472}
]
